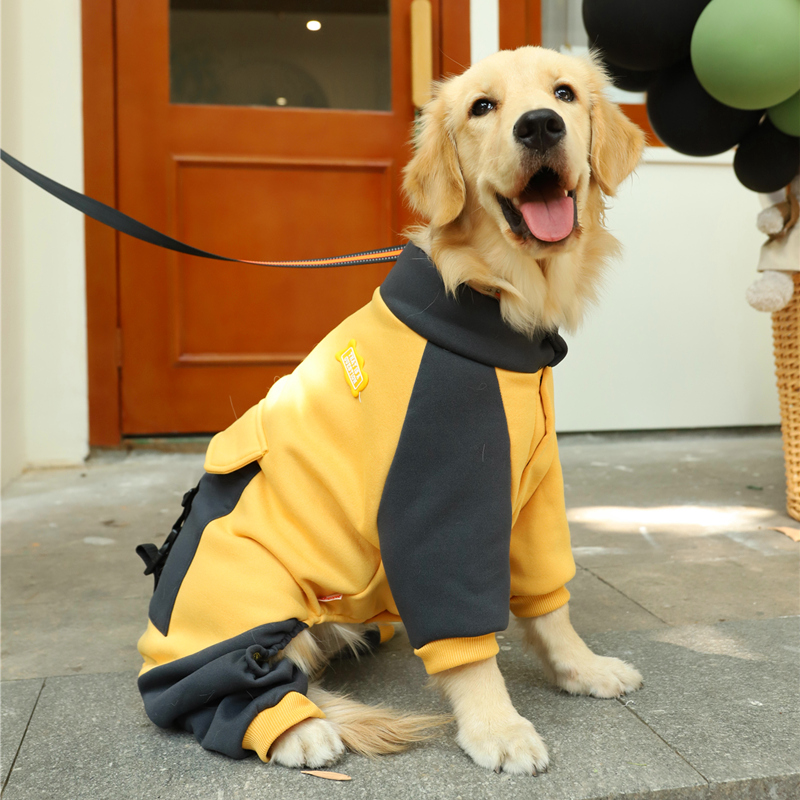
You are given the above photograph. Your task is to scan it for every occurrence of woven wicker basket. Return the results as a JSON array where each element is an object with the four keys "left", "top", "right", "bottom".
[{"left": 772, "top": 272, "right": 800, "bottom": 520}]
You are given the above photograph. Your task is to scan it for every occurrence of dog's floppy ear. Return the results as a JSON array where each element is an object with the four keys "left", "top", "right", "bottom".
[
  {"left": 589, "top": 82, "right": 646, "bottom": 196},
  {"left": 403, "top": 92, "right": 466, "bottom": 226}
]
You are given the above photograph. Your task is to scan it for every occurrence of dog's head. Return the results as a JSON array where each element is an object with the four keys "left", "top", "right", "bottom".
[{"left": 403, "top": 47, "right": 645, "bottom": 333}]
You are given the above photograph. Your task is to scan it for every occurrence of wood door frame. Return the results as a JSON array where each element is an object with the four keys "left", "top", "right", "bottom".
[
  {"left": 83, "top": 0, "right": 121, "bottom": 446},
  {"left": 82, "top": 0, "right": 470, "bottom": 445}
]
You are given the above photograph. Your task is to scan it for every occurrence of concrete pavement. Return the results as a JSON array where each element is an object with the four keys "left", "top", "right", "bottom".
[{"left": 2, "top": 429, "right": 798, "bottom": 799}]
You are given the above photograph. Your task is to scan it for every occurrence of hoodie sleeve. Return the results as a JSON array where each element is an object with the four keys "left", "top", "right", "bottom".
[
  {"left": 377, "top": 342, "right": 512, "bottom": 674},
  {"left": 507, "top": 368, "right": 575, "bottom": 619},
  {"left": 137, "top": 619, "right": 316, "bottom": 760},
  {"left": 508, "top": 447, "right": 575, "bottom": 618}
]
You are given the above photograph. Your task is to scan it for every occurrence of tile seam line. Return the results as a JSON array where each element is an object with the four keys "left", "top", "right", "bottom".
[
  {"left": 1, "top": 678, "right": 46, "bottom": 796},
  {"left": 616, "top": 696, "right": 712, "bottom": 787},
  {"left": 576, "top": 564, "right": 671, "bottom": 626},
  {"left": 2, "top": 592, "right": 149, "bottom": 606},
  {"left": 2, "top": 668, "right": 138, "bottom": 681}
]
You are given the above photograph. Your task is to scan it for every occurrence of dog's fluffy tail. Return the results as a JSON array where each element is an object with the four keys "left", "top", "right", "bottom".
[
  {"left": 308, "top": 685, "right": 449, "bottom": 757},
  {"left": 284, "top": 623, "right": 450, "bottom": 755}
]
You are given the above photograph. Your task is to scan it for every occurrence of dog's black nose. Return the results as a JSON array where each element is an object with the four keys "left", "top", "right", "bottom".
[{"left": 514, "top": 110, "right": 566, "bottom": 151}]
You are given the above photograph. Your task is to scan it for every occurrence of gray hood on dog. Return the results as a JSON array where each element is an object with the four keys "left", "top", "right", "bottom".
[{"left": 380, "top": 243, "right": 567, "bottom": 374}]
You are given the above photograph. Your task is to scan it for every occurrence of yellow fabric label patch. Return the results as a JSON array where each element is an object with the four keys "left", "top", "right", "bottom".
[{"left": 335, "top": 339, "right": 369, "bottom": 397}]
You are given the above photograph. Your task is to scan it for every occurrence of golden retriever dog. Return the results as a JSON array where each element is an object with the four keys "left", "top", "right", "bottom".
[
  {"left": 271, "top": 46, "right": 645, "bottom": 774},
  {"left": 137, "top": 46, "right": 645, "bottom": 777}
]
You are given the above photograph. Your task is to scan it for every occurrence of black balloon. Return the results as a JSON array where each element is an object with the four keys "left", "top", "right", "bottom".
[
  {"left": 583, "top": 0, "right": 712, "bottom": 72},
  {"left": 646, "top": 60, "right": 762, "bottom": 157},
  {"left": 600, "top": 59, "right": 658, "bottom": 93},
  {"left": 734, "top": 119, "right": 800, "bottom": 193}
]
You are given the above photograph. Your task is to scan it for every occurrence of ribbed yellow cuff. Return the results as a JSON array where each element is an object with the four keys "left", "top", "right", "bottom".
[
  {"left": 510, "top": 586, "right": 570, "bottom": 618},
  {"left": 242, "top": 692, "right": 325, "bottom": 762},
  {"left": 414, "top": 633, "right": 499, "bottom": 675},
  {"left": 377, "top": 623, "right": 395, "bottom": 644}
]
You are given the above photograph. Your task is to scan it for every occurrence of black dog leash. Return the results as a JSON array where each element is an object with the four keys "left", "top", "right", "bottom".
[{"left": 0, "top": 149, "right": 405, "bottom": 268}]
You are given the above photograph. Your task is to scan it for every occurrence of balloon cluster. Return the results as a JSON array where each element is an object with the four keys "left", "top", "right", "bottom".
[{"left": 583, "top": 0, "right": 800, "bottom": 192}]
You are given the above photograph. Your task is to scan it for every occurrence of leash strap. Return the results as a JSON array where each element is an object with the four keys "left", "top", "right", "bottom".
[{"left": 0, "top": 149, "right": 405, "bottom": 268}]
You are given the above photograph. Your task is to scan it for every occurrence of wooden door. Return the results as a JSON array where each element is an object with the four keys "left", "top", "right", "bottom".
[{"left": 113, "top": 0, "right": 468, "bottom": 435}]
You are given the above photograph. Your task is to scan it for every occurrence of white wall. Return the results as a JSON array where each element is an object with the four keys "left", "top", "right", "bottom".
[
  {"left": 0, "top": 0, "right": 88, "bottom": 486},
  {"left": 470, "top": 0, "right": 499, "bottom": 63},
  {"left": 556, "top": 149, "right": 776, "bottom": 431}
]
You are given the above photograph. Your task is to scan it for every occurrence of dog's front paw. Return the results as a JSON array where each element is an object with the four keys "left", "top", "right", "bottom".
[
  {"left": 553, "top": 654, "right": 642, "bottom": 699},
  {"left": 269, "top": 718, "right": 346, "bottom": 768},
  {"left": 456, "top": 712, "right": 549, "bottom": 775}
]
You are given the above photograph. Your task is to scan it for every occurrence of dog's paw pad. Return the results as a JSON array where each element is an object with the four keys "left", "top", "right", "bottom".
[
  {"left": 270, "top": 718, "right": 346, "bottom": 769},
  {"left": 557, "top": 655, "right": 643, "bottom": 698},
  {"left": 457, "top": 714, "right": 549, "bottom": 776}
]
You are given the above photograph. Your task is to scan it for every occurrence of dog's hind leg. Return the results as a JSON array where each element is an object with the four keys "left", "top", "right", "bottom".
[
  {"left": 519, "top": 603, "right": 642, "bottom": 698},
  {"left": 268, "top": 715, "right": 347, "bottom": 768},
  {"left": 264, "top": 628, "right": 345, "bottom": 768},
  {"left": 269, "top": 624, "right": 446, "bottom": 767},
  {"left": 268, "top": 686, "right": 445, "bottom": 767}
]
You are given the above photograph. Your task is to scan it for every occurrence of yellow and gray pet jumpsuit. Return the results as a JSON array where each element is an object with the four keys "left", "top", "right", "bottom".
[{"left": 136, "top": 242, "right": 576, "bottom": 761}]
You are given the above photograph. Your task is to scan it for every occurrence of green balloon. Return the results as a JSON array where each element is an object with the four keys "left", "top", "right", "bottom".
[
  {"left": 691, "top": 0, "right": 800, "bottom": 110},
  {"left": 769, "top": 90, "right": 800, "bottom": 137}
]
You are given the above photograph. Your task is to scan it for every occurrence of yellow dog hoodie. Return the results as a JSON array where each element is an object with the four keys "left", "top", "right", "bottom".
[{"left": 136, "top": 242, "right": 576, "bottom": 761}]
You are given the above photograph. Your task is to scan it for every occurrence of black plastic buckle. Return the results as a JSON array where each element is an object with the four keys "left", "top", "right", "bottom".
[{"left": 136, "top": 482, "right": 200, "bottom": 587}]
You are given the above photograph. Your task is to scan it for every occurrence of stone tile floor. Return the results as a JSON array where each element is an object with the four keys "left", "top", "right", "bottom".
[{"left": 1, "top": 429, "right": 798, "bottom": 799}]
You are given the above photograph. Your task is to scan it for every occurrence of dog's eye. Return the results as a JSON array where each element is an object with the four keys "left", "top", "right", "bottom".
[
  {"left": 470, "top": 98, "right": 496, "bottom": 117},
  {"left": 554, "top": 85, "right": 575, "bottom": 102}
]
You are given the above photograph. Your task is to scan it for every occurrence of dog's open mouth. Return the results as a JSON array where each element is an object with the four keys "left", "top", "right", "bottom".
[{"left": 497, "top": 168, "right": 577, "bottom": 243}]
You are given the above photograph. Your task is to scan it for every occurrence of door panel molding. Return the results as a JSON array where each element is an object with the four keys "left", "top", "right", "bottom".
[
  {"left": 177, "top": 352, "right": 310, "bottom": 367},
  {"left": 168, "top": 154, "right": 394, "bottom": 368}
]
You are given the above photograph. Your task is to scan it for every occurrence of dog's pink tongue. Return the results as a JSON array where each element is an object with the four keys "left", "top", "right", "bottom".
[{"left": 519, "top": 194, "right": 574, "bottom": 242}]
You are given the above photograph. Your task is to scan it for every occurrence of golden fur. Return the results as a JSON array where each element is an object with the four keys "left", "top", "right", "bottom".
[
  {"left": 404, "top": 46, "right": 644, "bottom": 336},
  {"left": 269, "top": 47, "right": 645, "bottom": 774},
  {"left": 270, "top": 624, "right": 448, "bottom": 766}
]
